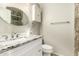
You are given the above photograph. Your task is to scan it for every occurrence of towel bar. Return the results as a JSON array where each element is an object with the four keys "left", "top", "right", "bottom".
[{"left": 51, "top": 21, "right": 70, "bottom": 24}]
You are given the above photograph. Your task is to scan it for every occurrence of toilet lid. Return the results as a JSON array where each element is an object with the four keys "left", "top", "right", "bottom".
[{"left": 42, "top": 44, "right": 53, "bottom": 50}]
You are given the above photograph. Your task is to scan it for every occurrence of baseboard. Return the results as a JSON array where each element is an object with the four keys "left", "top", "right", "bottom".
[{"left": 54, "top": 52, "right": 64, "bottom": 56}]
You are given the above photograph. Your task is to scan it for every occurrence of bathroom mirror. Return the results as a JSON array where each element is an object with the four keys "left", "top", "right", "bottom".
[
  {"left": 0, "top": 6, "right": 29, "bottom": 26},
  {"left": 6, "top": 7, "right": 29, "bottom": 26}
]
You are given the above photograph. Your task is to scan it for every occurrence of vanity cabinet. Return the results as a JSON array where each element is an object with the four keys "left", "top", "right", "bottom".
[
  {"left": 32, "top": 4, "right": 41, "bottom": 22},
  {"left": 0, "top": 37, "right": 42, "bottom": 56}
]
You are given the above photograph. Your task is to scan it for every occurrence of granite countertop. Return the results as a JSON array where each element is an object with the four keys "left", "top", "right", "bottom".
[{"left": 0, "top": 35, "right": 42, "bottom": 54}]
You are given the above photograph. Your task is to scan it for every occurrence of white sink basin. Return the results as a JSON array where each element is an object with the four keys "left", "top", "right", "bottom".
[
  {"left": 0, "top": 37, "right": 30, "bottom": 50},
  {"left": 0, "top": 35, "right": 41, "bottom": 50}
]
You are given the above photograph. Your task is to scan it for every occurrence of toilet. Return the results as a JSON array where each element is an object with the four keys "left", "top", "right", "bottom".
[{"left": 42, "top": 44, "right": 54, "bottom": 56}]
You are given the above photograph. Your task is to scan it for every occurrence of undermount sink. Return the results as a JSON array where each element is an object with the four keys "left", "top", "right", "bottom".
[
  {"left": 0, "top": 35, "right": 41, "bottom": 50},
  {"left": 0, "top": 37, "right": 30, "bottom": 49}
]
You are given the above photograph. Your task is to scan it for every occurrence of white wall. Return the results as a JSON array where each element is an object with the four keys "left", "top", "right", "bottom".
[
  {"left": 0, "top": 3, "right": 32, "bottom": 34},
  {"left": 41, "top": 3, "right": 75, "bottom": 56}
]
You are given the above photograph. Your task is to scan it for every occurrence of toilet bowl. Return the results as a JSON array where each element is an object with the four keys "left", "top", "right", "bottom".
[{"left": 42, "top": 44, "right": 54, "bottom": 56}]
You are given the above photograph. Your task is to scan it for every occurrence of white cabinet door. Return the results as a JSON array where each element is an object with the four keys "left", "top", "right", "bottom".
[
  {"left": 22, "top": 38, "right": 42, "bottom": 56},
  {"left": 32, "top": 4, "right": 41, "bottom": 22}
]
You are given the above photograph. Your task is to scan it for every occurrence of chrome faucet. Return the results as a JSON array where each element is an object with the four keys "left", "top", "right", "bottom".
[
  {"left": 2, "top": 35, "right": 8, "bottom": 40},
  {"left": 16, "top": 34, "right": 20, "bottom": 38},
  {"left": 11, "top": 33, "right": 16, "bottom": 40},
  {"left": 11, "top": 33, "right": 20, "bottom": 40}
]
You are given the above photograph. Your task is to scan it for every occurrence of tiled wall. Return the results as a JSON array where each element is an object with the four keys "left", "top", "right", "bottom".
[{"left": 75, "top": 3, "right": 79, "bottom": 56}]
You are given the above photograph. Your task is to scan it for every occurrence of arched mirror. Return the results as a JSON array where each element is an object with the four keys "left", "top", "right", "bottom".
[
  {"left": 6, "top": 7, "right": 29, "bottom": 26},
  {"left": 0, "top": 6, "right": 29, "bottom": 26}
]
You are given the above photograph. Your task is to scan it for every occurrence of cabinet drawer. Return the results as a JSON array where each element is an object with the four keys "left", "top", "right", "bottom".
[{"left": 0, "top": 51, "right": 9, "bottom": 56}]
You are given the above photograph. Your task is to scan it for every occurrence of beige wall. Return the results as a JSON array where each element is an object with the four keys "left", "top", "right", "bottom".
[
  {"left": 41, "top": 3, "right": 75, "bottom": 56},
  {"left": 31, "top": 22, "right": 41, "bottom": 35}
]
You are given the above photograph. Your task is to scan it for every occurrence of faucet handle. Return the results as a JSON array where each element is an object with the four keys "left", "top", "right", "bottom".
[
  {"left": 1, "top": 35, "right": 8, "bottom": 40},
  {"left": 16, "top": 34, "right": 20, "bottom": 38},
  {"left": 11, "top": 32, "right": 17, "bottom": 38}
]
